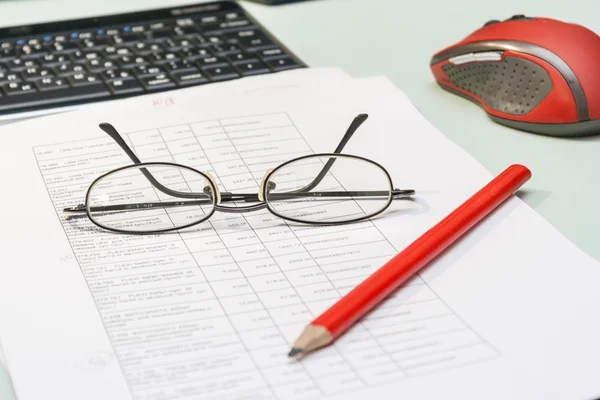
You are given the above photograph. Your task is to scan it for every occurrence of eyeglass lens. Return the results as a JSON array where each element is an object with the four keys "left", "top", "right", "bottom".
[
  {"left": 265, "top": 155, "right": 392, "bottom": 224},
  {"left": 87, "top": 164, "right": 216, "bottom": 233}
]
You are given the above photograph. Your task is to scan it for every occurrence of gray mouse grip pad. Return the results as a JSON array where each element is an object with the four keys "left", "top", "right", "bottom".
[{"left": 442, "top": 56, "right": 552, "bottom": 116}]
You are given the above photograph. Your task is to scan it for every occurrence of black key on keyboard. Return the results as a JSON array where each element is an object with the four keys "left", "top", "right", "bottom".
[
  {"left": 82, "top": 37, "right": 111, "bottom": 50},
  {"left": 67, "top": 72, "right": 102, "bottom": 87},
  {"left": 231, "top": 30, "right": 274, "bottom": 51},
  {"left": 19, "top": 43, "right": 47, "bottom": 59},
  {"left": 148, "top": 22, "right": 170, "bottom": 31},
  {"left": 165, "top": 60, "right": 196, "bottom": 72},
  {"left": 227, "top": 52, "right": 258, "bottom": 64},
  {"left": 36, "top": 76, "right": 68, "bottom": 91},
  {"left": 22, "top": 67, "right": 53, "bottom": 80},
  {"left": 0, "top": 47, "right": 15, "bottom": 62},
  {"left": 112, "top": 33, "right": 143, "bottom": 45},
  {"left": 0, "top": 72, "right": 21, "bottom": 84},
  {"left": 203, "top": 18, "right": 253, "bottom": 35},
  {"left": 264, "top": 56, "right": 300, "bottom": 72},
  {"left": 197, "top": 55, "right": 228, "bottom": 68},
  {"left": 55, "top": 63, "right": 86, "bottom": 76},
  {"left": 134, "top": 65, "right": 167, "bottom": 77},
  {"left": 181, "top": 47, "right": 212, "bottom": 61},
  {"left": 198, "top": 15, "right": 219, "bottom": 28},
  {"left": 173, "top": 26, "right": 200, "bottom": 37},
  {"left": 132, "top": 42, "right": 164, "bottom": 55},
  {"left": 3, "top": 81, "right": 37, "bottom": 95},
  {"left": 72, "top": 50, "right": 102, "bottom": 63},
  {"left": 103, "top": 46, "right": 133, "bottom": 58},
  {"left": 149, "top": 52, "right": 180, "bottom": 64},
  {"left": 258, "top": 47, "right": 285, "bottom": 58},
  {"left": 194, "top": 35, "right": 210, "bottom": 46},
  {"left": 218, "top": 19, "right": 252, "bottom": 32},
  {"left": 117, "top": 55, "right": 149, "bottom": 69},
  {"left": 106, "top": 77, "right": 144, "bottom": 95},
  {"left": 102, "top": 69, "right": 134, "bottom": 81},
  {"left": 211, "top": 43, "right": 242, "bottom": 56},
  {"left": 171, "top": 69, "right": 208, "bottom": 86},
  {"left": 201, "top": 65, "right": 240, "bottom": 81},
  {"left": 224, "top": 11, "right": 243, "bottom": 20},
  {"left": 199, "top": 14, "right": 252, "bottom": 35},
  {"left": 144, "top": 29, "right": 172, "bottom": 42},
  {"left": 47, "top": 41, "right": 79, "bottom": 54},
  {"left": 164, "top": 38, "right": 196, "bottom": 52},
  {"left": 7, "top": 58, "right": 37, "bottom": 71},
  {"left": 86, "top": 59, "right": 117, "bottom": 73},
  {"left": 40, "top": 54, "right": 70, "bottom": 67},
  {"left": 139, "top": 73, "right": 176, "bottom": 90},
  {"left": 233, "top": 60, "right": 269, "bottom": 76},
  {"left": 204, "top": 34, "right": 224, "bottom": 45}
]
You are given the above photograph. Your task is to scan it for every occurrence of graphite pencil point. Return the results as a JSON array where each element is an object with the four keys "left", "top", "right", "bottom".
[{"left": 288, "top": 347, "right": 303, "bottom": 358}]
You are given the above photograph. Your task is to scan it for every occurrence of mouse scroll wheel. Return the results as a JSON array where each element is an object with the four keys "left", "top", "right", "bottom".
[{"left": 483, "top": 20, "right": 501, "bottom": 27}]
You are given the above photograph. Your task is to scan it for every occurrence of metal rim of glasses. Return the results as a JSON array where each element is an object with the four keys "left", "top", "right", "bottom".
[
  {"left": 64, "top": 113, "right": 416, "bottom": 234},
  {"left": 82, "top": 154, "right": 397, "bottom": 234},
  {"left": 261, "top": 153, "right": 394, "bottom": 226},
  {"left": 85, "top": 162, "right": 219, "bottom": 234}
]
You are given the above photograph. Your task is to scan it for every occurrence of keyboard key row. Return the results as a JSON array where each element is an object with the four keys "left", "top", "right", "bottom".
[
  {"left": 3, "top": 43, "right": 286, "bottom": 69},
  {"left": 0, "top": 53, "right": 299, "bottom": 85},
  {"left": 0, "top": 57, "right": 298, "bottom": 94},
  {"left": 0, "top": 13, "right": 254, "bottom": 47},
  {"left": 2, "top": 47, "right": 293, "bottom": 74},
  {"left": 2, "top": 24, "right": 257, "bottom": 57},
  {"left": 1, "top": 27, "right": 274, "bottom": 61}
]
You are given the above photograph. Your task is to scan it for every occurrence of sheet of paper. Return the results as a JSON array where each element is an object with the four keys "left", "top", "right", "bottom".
[{"left": 0, "top": 76, "right": 600, "bottom": 400}]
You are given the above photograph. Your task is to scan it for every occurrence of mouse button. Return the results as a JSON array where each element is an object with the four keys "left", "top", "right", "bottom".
[
  {"left": 449, "top": 52, "right": 503, "bottom": 65},
  {"left": 483, "top": 20, "right": 501, "bottom": 27},
  {"left": 505, "top": 15, "right": 536, "bottom": 21}
]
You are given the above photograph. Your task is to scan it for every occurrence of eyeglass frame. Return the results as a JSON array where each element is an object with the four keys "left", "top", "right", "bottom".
[{"left": 64, "top": 113, "right": 416, "bottom": 234}]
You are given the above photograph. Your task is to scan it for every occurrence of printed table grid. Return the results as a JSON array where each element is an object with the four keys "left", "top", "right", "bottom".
[{"left": 33, "top": 112, "right": 498, "bottom": 400}]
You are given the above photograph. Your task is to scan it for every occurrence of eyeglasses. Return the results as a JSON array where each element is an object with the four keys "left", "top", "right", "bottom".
[{"left": 64, "top": 113, "right": 415, "bottom": 234}]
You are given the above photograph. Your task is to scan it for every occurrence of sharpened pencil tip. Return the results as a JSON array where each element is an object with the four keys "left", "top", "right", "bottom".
[{"left": 288, "top": 347, "right": 303, "bottom": 358}]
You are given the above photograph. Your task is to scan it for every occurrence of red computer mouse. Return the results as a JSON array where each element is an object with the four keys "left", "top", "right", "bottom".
[{"left": 430, "top": 15, "right": 600, "bottom": 137}]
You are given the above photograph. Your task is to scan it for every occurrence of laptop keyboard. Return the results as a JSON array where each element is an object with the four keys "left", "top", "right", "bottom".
[{"left": 0, "top": 1, "right": 304, "bottom": 115}]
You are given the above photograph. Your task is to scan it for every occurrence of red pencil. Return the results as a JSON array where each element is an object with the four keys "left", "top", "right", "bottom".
[{"left": 288, "top": 164, "right": 532, "bottom": 358}]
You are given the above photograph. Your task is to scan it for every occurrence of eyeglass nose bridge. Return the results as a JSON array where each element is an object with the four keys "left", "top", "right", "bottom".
[
  {"left": 258, "top": 169, "right": 274, "bottom": 202},
  {"left": 201, "top": 168, "right": 276, "bottom": 213},
  {"left": 204, "top": 172, "right": 221, "bottom": 205}
]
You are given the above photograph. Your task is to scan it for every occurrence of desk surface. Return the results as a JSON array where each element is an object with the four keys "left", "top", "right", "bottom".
[{"left": 1, "top": 0, "right": 599, "bottom": 398}]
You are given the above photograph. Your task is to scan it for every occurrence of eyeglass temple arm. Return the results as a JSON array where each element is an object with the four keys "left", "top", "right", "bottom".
[
  {"left": 99, "top": 123, "right": 208, "bottom": 200},
  {"left": 96, "top": 119, "right": 408, "bottom": 209},
  {"left": 100, "top": 123, "right": 259, "bottom": 202},
  {"left": 294, "top": 113, "right": 368, "bottom": 193}
]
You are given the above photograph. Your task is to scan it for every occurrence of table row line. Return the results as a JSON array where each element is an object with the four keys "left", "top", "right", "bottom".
[
  {"left": 101, "top": 296, "right": 451, "bottom": 333},
  {"left": 75, "top": 239, "right": 397, "bottom": 269}
]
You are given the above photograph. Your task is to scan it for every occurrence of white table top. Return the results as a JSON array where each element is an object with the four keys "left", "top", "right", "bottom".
[{"left": 1, "top": 0, "right": 599, "bottom": 398}]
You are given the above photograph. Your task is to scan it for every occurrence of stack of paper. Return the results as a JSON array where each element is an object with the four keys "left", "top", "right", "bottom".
[{"left": 0, "top": 68, "right": 599, "bottom": 400}]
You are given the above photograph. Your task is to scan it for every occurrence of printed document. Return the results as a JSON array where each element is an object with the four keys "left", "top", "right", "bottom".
[{"left": 0, "top": 71, "right": 599, "bottom": 400}]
